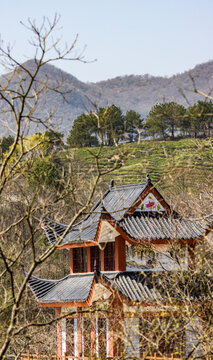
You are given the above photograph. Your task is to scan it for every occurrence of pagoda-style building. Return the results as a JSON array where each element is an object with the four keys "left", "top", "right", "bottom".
[{"left": 27, "top": 175, "right": 213, "bottom": 358}]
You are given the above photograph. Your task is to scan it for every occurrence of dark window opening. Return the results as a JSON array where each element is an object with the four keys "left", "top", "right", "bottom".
[
  {"left": 73, "top": 247, "right": 87, "bottom": 273},
  {"left": 90, "top": 246, "right": 100, "bottom": 271},
  {"left": 104, "top": 242, "right": 115, "bottom": 271},
  {"left": 83, "top": 319, "right": 91, "bottom": 357},
  {"left": 66, "top": 318, "right": 74, "bottom": 356}
]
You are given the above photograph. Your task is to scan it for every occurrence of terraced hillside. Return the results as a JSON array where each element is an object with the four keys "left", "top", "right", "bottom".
[{"left": 69, "top": 139, "right": 213, "bottom": 201}]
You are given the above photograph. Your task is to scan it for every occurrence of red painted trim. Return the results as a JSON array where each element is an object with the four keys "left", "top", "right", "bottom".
[
  {"left": 127, "top": 184, "right": 152, "bottom": 215},
  {"left": 57, "top": 241, "right": 98, "bottom": 249},
  {"left": 40, "top": 301, "right": 90, "bottom": 308},
  {"left": 70, "top": 249, "right": 73, "bottom": 274},
  {"left": 100, "top": 249, "right": 104, "bottom": 271},
  {"left": 127, "top": 185, "right": 172, "bottom": 216},
  {"left": 87, "top": 247, "right": 91, "bottom": 272}
]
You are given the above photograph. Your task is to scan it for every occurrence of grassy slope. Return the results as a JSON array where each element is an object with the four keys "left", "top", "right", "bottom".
[
  {"left": 64, "top": 138, "right": 213, "bottom": 217},
  {"left": 70, "top": 139, "right": 213, "bottom": 186}
]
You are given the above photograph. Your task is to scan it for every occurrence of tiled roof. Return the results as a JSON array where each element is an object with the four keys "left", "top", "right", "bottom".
[
  {"left": 41, "top": 217, "right": 67, "bottom": 245},
  {"left": 28, "top": 273, "right": 95, "bottom": 303},
  {"left": 102, "top": 182, "right": 147, "bottom": 221},
  {"left": 63, "top": 212, "right": 100, "bottom": 244},
  {"left": 27, "top": 271, "right": 119, "bottom": 303},
  {"left": 41, "top": 182, "right": 148, "bottom": 245},
  {"left": 28, "top": 274, "right": 59, "bottom": 299},
  {"left": 102, "top": 270, "right": 213, "bottom": 302},
  {"left": 27, "top": 270, "right": 213, "bottom": 304},
  {"left": 40, "top": 179, "right": 213, "bottom": 246},
  {"left": 118, "top": 212, "right": 213, "bottom": 241}
]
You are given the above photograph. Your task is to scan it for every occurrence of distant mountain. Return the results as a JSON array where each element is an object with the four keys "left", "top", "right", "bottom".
[{"left": 1, "top": 59, "right": 213, "bottom": 137}]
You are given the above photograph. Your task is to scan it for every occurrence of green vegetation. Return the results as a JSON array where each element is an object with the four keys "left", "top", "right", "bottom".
[
  {"left": 2, "top": 132, "right": 212, "bottom": 196},
  {"left": 67, "top": 105, "right": 144, "bottom": 147},
  {"left": 67, "top": 101, "right": 213, "bottom": 148},
  {"left": 146, "top": 102, "right": 186, "bottom": 139},
  {"left": 68, "top": 138, "right": 213, "bottom": 192}
]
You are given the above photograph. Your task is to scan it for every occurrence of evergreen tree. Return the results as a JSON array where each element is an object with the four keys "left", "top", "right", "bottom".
[
  {"left": 67, "top": 114, "right": 98, "bottom": 148},
  {"left": 146, "top": 102, "right": 186, "bottom": 139},
  {"left": 124, "top": 110, "right": 144, "bottom": 142}
]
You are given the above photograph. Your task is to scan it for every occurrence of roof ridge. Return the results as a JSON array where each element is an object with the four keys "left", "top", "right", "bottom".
[{"left": 110, "top": 182, "right": 146, "bottom": 190}]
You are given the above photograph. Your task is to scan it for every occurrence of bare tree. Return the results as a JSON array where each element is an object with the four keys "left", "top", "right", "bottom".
[{"left": 0, "top": 15, "right": 124, "bottom": 360}]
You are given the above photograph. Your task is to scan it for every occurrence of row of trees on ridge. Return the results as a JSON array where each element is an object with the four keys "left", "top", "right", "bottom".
[{"left": 67, "top": 100, "right": 213, "bottom": 147}]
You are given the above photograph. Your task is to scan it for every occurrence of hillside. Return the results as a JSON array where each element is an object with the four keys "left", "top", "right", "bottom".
[
  {"left": 1, "top": 59, "right": 213, "bottom": 136},
  {"left": 69, "top": 138, "right": 213, "bottom": 215}
]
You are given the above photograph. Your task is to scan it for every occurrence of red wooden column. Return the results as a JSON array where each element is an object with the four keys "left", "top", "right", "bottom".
[
  {"left": 70, "top": 248, "right": 73, "bottom": 273},
  {"left": 56, "top": 308, "right": 62, "bottom": 357},
  {"left": 77, "top": 312, "right": 82, "bottom": 357},
  {"left": 115, "top": 235, "right": 126, "bottom": 271},
  {"left": 87, "top": 247, "right": 91, "bottom": 272},
  {"left": 100, "top": 248, "right": 105, "bottom": 271}
]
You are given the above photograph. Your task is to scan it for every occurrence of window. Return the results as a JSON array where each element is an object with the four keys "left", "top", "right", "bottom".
[
  {"left": 82, "top": 319, "right": 91, "bottom": 357},
  {"left": 73, "top": 248, "right": 87, "bottom": 273},
  {"left": 66, "top": 318, "right": 75, "bottom": 356},
  {"left": 90, "top": 246, "right": 100, "bottom": 271},
  {"left": 104, "top": 242, "right": 115, "bottom": 271}
]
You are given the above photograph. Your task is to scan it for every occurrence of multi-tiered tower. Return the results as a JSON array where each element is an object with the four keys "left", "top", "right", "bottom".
[{"left": 28, "top": 175, "right": 213, "bottom": 358}]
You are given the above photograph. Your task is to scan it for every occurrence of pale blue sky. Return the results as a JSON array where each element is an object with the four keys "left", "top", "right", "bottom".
[{"left": 0, "top": 0, "right": 213, "bottom": 82}]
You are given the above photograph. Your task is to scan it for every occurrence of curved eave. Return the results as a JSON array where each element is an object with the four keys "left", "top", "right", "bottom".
[
  {"left": 27, "top": 273, "right": 96, "bottom": 307},
  {"left": 103, "top": 212, "right": 212, "bottom": 245},
  {"left": 39, "top": 277, "right": 96, "bottom": 308},
  {"left": 57, "top": 216, "right": 103, "bottom": 249}
]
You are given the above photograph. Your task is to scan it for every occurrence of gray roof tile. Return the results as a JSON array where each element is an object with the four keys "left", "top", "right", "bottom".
[
  {"left": 28, "top": 273, "right": 95, "bottom": 303},
  {"left": 28, "top": 271, "right": 119, "bottom": 303},
  {"left": 28, "top": 270, "right": 213, "bottom": 304},
  {"left": 102, "top": 270, "right": 213, "bottom": 303},
  {"left": 41, "top": 182, "right": 148, "bottom": 245},
  {"left": 118, "top": 212, "right": 213, "bottom": 241}
]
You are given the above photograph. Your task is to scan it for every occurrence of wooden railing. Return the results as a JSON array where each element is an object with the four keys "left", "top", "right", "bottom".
[
  {"left": 20, "top": 355, "right": 89, "bottom": 360},
  {"left": 18, "top": 353, "right": 213, "bottom": 360},
  {"left": 19, "top": 352, "right": 182, "bottom": 360}
]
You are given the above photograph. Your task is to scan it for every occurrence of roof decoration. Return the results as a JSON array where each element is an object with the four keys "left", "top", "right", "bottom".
[
  {"left": 138, "top": 193, "right": 165, "bottom": 212},
  {"left": 146, "top": 173, "right": 151, "bottom": 185}
]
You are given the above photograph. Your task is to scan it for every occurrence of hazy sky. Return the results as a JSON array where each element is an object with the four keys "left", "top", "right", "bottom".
[{"left": 0, "top": 0, "right": 213, "bottom": 82}]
